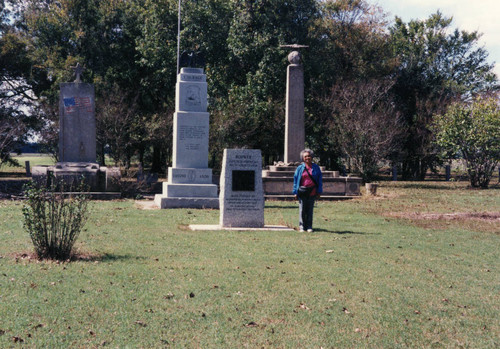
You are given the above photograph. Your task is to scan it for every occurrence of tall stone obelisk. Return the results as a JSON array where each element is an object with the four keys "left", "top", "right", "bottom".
[
  {"left": 283, "top": 48, "right": 306, "bottom": 163},
  {"left": 154, "top": 67, "right": 219, "bottom": 209}
]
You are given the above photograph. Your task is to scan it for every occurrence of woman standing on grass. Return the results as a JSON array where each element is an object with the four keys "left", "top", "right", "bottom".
[{"left": 292, "top": 149, "right": 323, "bottom": 232}]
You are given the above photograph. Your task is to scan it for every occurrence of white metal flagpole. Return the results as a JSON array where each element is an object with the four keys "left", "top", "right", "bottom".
[{"left": 177, "top": 0, "right": 181, "bottom": 75}]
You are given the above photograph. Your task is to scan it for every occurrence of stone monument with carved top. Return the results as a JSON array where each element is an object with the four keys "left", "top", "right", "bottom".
[
  {"left": 32, "top": 64, "right": 121, "bottom": 194},
  {"left": 154, "top": 66, "right": 219, "bottom": 208}
]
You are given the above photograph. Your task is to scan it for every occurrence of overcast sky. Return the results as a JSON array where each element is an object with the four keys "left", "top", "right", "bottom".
[{"left": 370, "top": 0, "right": 500, "bottom": 77}]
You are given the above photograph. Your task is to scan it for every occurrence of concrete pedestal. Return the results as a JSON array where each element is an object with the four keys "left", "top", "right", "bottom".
[
  {"left": 32, "top": 162, "right": 121, "bottom": 193},
  {"left": 262, "top": 165, "right": 361, "bottom": 200}
]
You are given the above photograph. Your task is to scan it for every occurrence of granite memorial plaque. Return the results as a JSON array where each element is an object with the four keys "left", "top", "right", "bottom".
[{"left": 220, "top": 149, "right": 264, "bottom": 228}]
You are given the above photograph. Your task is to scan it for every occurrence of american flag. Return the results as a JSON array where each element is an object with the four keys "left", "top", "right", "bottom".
[
  {"left": 76, "top": 96, "right": 92, "bottom": 112},
  {"left": 63, "top": 97, "right": 76, "bottom": 113}
]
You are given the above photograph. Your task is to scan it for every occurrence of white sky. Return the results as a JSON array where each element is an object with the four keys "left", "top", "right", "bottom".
[{"left": 371, "top": 0, "right": 500, "bottom": 78}]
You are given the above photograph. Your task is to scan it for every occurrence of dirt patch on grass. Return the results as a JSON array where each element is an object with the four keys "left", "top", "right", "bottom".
[
  {"left": 134, "top": 200, "right": 159, "bottom": 210},
  {"left": 8, "top": 250, "right": 106, "bottom": 263},
  {"left": 388, "top": 211, "right": 500, "bottom": 222},
  {"left": 385, "top": 211, "right": 500, "bottom": 234}
]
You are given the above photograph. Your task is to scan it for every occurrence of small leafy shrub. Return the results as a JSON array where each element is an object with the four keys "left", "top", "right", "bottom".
[
  {"left": 22, "top": 179, "right": 90, "bottom": 260},
  {"left": 433, "top": 97, "right": 500, "bottom": 188}
]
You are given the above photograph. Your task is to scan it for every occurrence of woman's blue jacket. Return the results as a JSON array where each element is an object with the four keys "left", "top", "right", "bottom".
[{"left": 292, "top": 163, "right": 323, "bottom": 195}]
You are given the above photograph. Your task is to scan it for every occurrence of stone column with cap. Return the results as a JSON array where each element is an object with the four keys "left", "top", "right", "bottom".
[{"left": 284, "top": 50, "right": 305, "bottom": 163}]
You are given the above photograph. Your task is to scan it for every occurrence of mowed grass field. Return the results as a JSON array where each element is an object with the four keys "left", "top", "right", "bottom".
[
  {"left": 0, "top": 154, "right": 55, "bottom": 174},
  {"left": 0, "top": 182, "right": 499, "bottom": 348}
]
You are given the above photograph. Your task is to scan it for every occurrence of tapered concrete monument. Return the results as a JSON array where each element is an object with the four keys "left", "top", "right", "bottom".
[
  {"left": 154, "top": 68, "right": 219, "bottom": 209},
  {"left": 283, "top": 46, "right": 307, "bottom": 163}
]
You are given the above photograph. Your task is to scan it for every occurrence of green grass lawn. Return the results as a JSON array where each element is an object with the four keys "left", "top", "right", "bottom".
[
  {"left": 0, "top": 182, "right": 499, "bottom": 348},
  {"left": 0, "top": 154, "right": 55, "bottom": 174}
]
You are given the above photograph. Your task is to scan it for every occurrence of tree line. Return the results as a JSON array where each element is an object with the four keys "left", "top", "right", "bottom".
[{"left": 1, "top": 0, "right": 497, "bottom": 181}]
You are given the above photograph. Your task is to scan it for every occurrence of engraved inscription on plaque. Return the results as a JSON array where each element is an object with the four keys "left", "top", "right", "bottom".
[
  {"left": 225, "top": 193, "right": 260, "bottom": 211},
  {"left": 232, "top": 170, "right": 255, "bottom": 191},
  {"left": 178, "top": 125, "right": 206, "bottom": 151}
]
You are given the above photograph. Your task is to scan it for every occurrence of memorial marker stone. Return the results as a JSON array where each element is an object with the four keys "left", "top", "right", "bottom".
[
  {"left": 32, "top": 64, "right": 121, "bottom": 193},
  {"left": 155, "top": 68, "right": 218, "bottom": 208},
  {"left": 220, "top": 149, "right": 264, "bottom": 228},
  {"left": 59, "top": 82, "right": 96, "bottom": 162}
]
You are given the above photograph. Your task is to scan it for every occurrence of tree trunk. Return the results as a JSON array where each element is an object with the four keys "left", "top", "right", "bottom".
[{"left": 150, "top": 145, "right": 162, "bottom": 173}]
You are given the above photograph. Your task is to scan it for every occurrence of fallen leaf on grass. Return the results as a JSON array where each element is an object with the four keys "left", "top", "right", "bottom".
[
  {"left": 12, "top": 336, "right": 24, "bottom": 343},
  {"left": 298, "top": 303, "right": 311, "bottom": 310},
  {"left": 326, "top": 250, "right": 334, "bottom": 253},
  {"left": 163, "top": 293, "right": 174, "bottom": 299}
]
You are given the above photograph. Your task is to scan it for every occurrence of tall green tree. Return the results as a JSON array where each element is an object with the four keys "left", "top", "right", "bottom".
[
  {"left": 0, "top": 0, "right": 41, "bottom": 166},
  {"left": 211, "top": 0, "right": 318, "bottom": 166},
  {"left": 308, "top": 0, "right": 397, "bottom": 168},
  {"left": 20, "top": 0, "right": 155, "bottom": 166},
  {"left": 390, "top": 12, "right": 497, "bottom": 180}
]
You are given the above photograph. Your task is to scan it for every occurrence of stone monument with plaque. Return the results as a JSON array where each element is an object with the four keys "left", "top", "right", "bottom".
[
  {"left": 32, "top": 64, "right": 121, "bottom": 194},
  {"left": 154, "top": 68, "right": 219, "bottom": 209},
  {"left": 219, "top": 149, "right": 264, "bottom": 228}
]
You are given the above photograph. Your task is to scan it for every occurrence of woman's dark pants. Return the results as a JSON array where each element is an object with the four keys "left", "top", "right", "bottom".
[{"left": 299, "top": 195, "right": 315, "bottom": 230}]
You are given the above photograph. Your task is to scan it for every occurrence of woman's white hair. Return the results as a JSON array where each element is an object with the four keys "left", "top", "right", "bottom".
[{"left": 300, "top": 148, "right": 314, "bottom": 160}]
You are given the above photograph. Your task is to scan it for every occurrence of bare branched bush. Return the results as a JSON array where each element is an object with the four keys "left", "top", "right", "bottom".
[
  {"left": 328, "top": 79, "right": 405, "bottom": 181},
  {"left": 22, "top": 179, "right": 90, "bottom": 260}
]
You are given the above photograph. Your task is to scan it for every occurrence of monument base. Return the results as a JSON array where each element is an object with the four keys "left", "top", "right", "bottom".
[
  {"left": 154, "top": 166, "right": 219, "bottom": 209},
  {"left": 262, "top": 164, "right": 362, "bottom": 199},
  {"left": 160, "top": 182, "right": 218, "bottom": 197},
  {"left": 189, "top": 224, "right": 294, "bottom": 231},
  {"left": 154, "top": 195, "right": 219, "bottom": 209},
  {"left": 32, "top": 162, "right": 121, "bottom": 192}
]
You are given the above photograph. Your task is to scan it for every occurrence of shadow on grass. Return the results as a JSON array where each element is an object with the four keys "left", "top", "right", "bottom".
[
  {"left": 265, "top": 205, "right": 297, "bottom": 209},
  {"left": 313, "top": 229, "right": 379, "bottom": 235},
  {"left": 10, "top": 251, "right": 146, "bottom": 263},
  {"left": 75, "top": 253, "right": 146, "bottom": 263}
]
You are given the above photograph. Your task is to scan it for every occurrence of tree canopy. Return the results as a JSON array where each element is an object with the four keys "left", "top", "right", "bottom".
[{"left": 1, "top": 0, "right": 497, "bottom": 177}]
